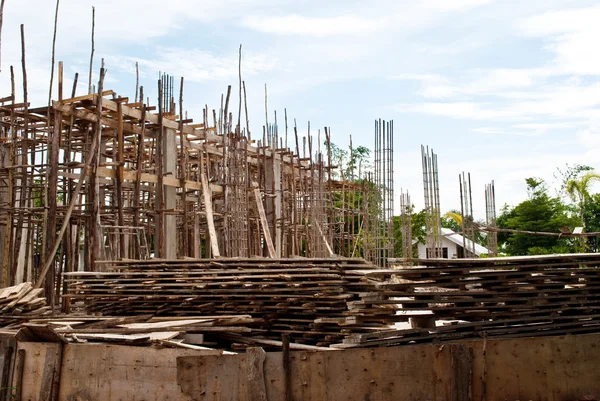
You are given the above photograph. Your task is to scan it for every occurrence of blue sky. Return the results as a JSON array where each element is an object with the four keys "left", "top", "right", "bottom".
[{"left": 2, "top": 0, "right": 600, "bottom": 218}]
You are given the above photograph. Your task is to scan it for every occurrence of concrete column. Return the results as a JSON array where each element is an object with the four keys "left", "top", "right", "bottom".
[{"left": 163, "top": 127, "right": 177, "bottom": 259}]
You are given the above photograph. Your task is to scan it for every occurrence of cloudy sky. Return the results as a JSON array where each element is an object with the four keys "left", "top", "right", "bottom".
[{"left": 2, "top": 0, "right": 599, "bottom": 218}]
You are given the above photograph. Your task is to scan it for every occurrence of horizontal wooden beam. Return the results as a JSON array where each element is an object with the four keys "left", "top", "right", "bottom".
[{"left": 59, "top": 166, "right": 223, "bottom": 194}]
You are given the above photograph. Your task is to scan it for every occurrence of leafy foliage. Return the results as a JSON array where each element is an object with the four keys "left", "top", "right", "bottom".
[
  {"left": 393, "top": 207, "right": 426, "bottom": 257},
  {"left": 554, "top": 163, "right": 594, "bottom": 199},
  {"left": 497, "top": 178, "right": 579, "bottom": 255},
  {"left": 328, "top": 142, "right": 371, "bottom": 180},
  {"left": 583, "top": 193, "right": 600, "bottom": 252}
]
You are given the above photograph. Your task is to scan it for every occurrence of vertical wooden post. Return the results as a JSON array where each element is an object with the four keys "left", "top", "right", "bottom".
[
  {"left": 43, "top": 110, "right": 61, "bottom": 305},
  {"left": 282, "top": 334, "right": 292, "bottom": 401},
  {"left": 155, "top": 79, "right": 164, "bottom": 258},
  {"left": 1, "top": 67, "right": 15, "bottom": 282},
  {"left": 274, "top": 153, "right": 282, "bottom": 258},
  {"left": 12, "top": 24, "right": 29, "bottom": 286},
  {"left": 133, "top": 101, "right": 146, "bottom": 258},
  {"left": 116, "top": 101, "right": 125, "bottom": 258},
  {"left": 178, "top": 78, "right": 188, "bottom": 257},
  {"left": 89, "top": 66, "right": 104, "bottom": 270}
]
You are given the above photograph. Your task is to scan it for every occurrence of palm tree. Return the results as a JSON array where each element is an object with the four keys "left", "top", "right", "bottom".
[
  {"left": 566, "top": 172, "right": 600, "bottom": 227},
  {"left": 443, "top": 211, "right": 462, "bottom": 226}
]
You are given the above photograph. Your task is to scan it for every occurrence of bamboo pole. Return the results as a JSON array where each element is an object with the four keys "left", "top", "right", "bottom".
[
  {"left": 1, "top": 67, "right": 14, "bottom": 282},
  {"left": 135, "top": 62, "right": 139, "bottom": 103},
  {"left": 88, "top": 7, "right": 95, "bottom": 94},
  {"left": 0, "top": 0, "right": 5, "bottom": 71},
  {"left": 89, "top": 60, "right": 105, "bottom": 269},
  {"left": 237, "top": 44, "right": 242, "bottom": 132},
  {"left": 47, "top": 0, "right": 60, "bottom": 107},
  {"left": 156, "top": 78, "right": 164, "bottom": 257},
  {"left": 11, "top": 25, "right": 29, "bottom": 287}
]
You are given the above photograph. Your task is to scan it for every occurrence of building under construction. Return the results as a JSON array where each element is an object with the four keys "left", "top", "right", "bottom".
[
  {"left": 0, "top": 11, "right": 595, "bottom": 401},
  {"left": 0, "top": 54, "right": 397, "bottom": 306}
]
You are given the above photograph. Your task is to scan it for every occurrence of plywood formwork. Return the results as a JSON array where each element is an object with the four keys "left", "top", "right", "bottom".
[{"left": 10, "top": 334, "right": 600, "bottom": 401}]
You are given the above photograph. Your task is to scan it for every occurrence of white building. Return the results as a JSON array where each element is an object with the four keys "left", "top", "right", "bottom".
[{"left": 417, "top": 227, "right": 489, "bottom": 259}]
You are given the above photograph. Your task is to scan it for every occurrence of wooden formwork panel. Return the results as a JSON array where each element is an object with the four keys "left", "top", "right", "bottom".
[{"left": 11, "top": 334, "right": 600, "bottom": 401}]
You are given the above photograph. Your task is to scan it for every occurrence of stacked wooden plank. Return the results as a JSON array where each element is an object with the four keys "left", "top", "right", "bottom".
[
  {"left": 64, "top": 254, "right": 600, "bottom": 349},
  {"left": 0, "top": 283, "right": 51, "bottom": 323},
  {"left": 10, "top": 314, "right": 255, "bottom": 351},
  {"left": 65, "top": 258, "right": 398, "bottom": 346},
  {"left": 334, "top": 253, "right": 600, "bottom": 348},
  {"left": 355, "top": 253, "right": 600, "bottom": 320},
  {"left": 333, "top": 314, "right": 600, "bottom": 348}
]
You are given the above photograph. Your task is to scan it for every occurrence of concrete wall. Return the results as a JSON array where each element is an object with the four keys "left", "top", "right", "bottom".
[{"left": 14, "top": 334, "right": 600, "bottom": 401}]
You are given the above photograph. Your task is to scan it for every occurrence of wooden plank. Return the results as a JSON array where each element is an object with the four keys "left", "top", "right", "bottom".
[
  {"left": 13, "top": 348, "right": 25, "bottom": 401},
  {"left": 37, "top": 343, "right": 61, "bottom": 401},
  {"left": 18, "top": 324, "right": 66, "bottom": 343},
  {"left": 254, "top": 188, "right": 276, "bottom": 258},
  {"left": 314, "top": 220, "right": 334, "bottom": 257},
  {"left": 73, "top": 332, "right": 180, "bottom": 343},
  {"left": 201, "top": 172, "right": 220, "bottom": 257},
  {"left": 178, "top": 354, "right": 246, "bottom": 400},
  {"left": 119, "top": 319, "right": 213, "bottom": 329},
  {"left": 60, "top": 90, "right": 113, "bottom": 104},
  {"left": 450, "top": 344, "right": 473, "bottom": 401},
  {"left": 0, "top": 342, "right": 13, "bottom": 401},
  {"left": 246, "top": 347, "right": 267, "bottom": 401},
  {"left": 55, "top": 343, "right": 224, "bottom": 400},
  {"left": 282, "top": 334, "right": 292, "bottom": 401}
]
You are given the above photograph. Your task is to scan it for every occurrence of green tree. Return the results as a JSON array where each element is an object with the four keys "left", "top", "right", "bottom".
[
  {"left": 565, "top": 171, "right": 600, "bottom": 226},
  {"left": 583, "top": 193, "right": 600, "bottom": 252},
  {"left": 497, "top": 178, "right": 579, "bottom": 255},
  {"left": 393, "top": 207, "right": 426, "bottom": 257},
  {"left": 441, "top": 210, "right": 487, "bottom": 247},
  {"left": 327, "top": 143, "right": 371, "bottom": 180},
  {"left": 554, "top": 163, "right": 594, "bottom": 199},
  {"left": 442, "top": 210, "right": 462, "bottom": 232},
  {"left": 327, "top": 142, "right": 378, "bottom": 257}
]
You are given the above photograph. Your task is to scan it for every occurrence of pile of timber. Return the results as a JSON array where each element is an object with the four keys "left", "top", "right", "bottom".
[
  {"left": 62, "top": 254, "right": 600, "bottom": 349},
  {"left": 334, "top": 314, "right": 600, "bottom": 348},
  {"left": 363, "top": 253, "right": 600, "bottom": 320},
  {"left": 0, "top": 283, "right": 51, "bottom": 324},
  {"left": 4, "top": 314, "right": 256, "bottom": 352},
  {"left": 334, "top": 253, "right": 600, "bottom": 347},
  {"left": 64, "top": 258, "right": 412, "bottom": 346}
]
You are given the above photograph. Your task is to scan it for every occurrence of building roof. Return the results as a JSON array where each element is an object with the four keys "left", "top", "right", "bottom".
[{"left": 441, "top": 227, "right": 489, "bottom": 256}]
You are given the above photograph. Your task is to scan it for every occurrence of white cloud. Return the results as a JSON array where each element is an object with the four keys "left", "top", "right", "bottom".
[
  {"left": 519, "top": 5, "right": 600, "bottom": 75},
  {"left": 398, "top": 101, "right": 524, "bottom": 120},
  {"left": 399, "top": 80, "right": 600, "bottom": 121},
  {"left": 388, "top": 73, "right": 446, "bottom": 82},
  {"left": 242, "top": 0, "right": 495, "bottom": 37},
  {"left": 108, "top": 47, "right": 277, "bottom": 83},
  {"left": 427, "top": 0, "right": 495, "bottom": 12},
  {"left": 578, "top": 125, "right": 600, "bottom": 149},
  {"left": 242, "top": 15, "right": 382, "bottom": 37}
]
